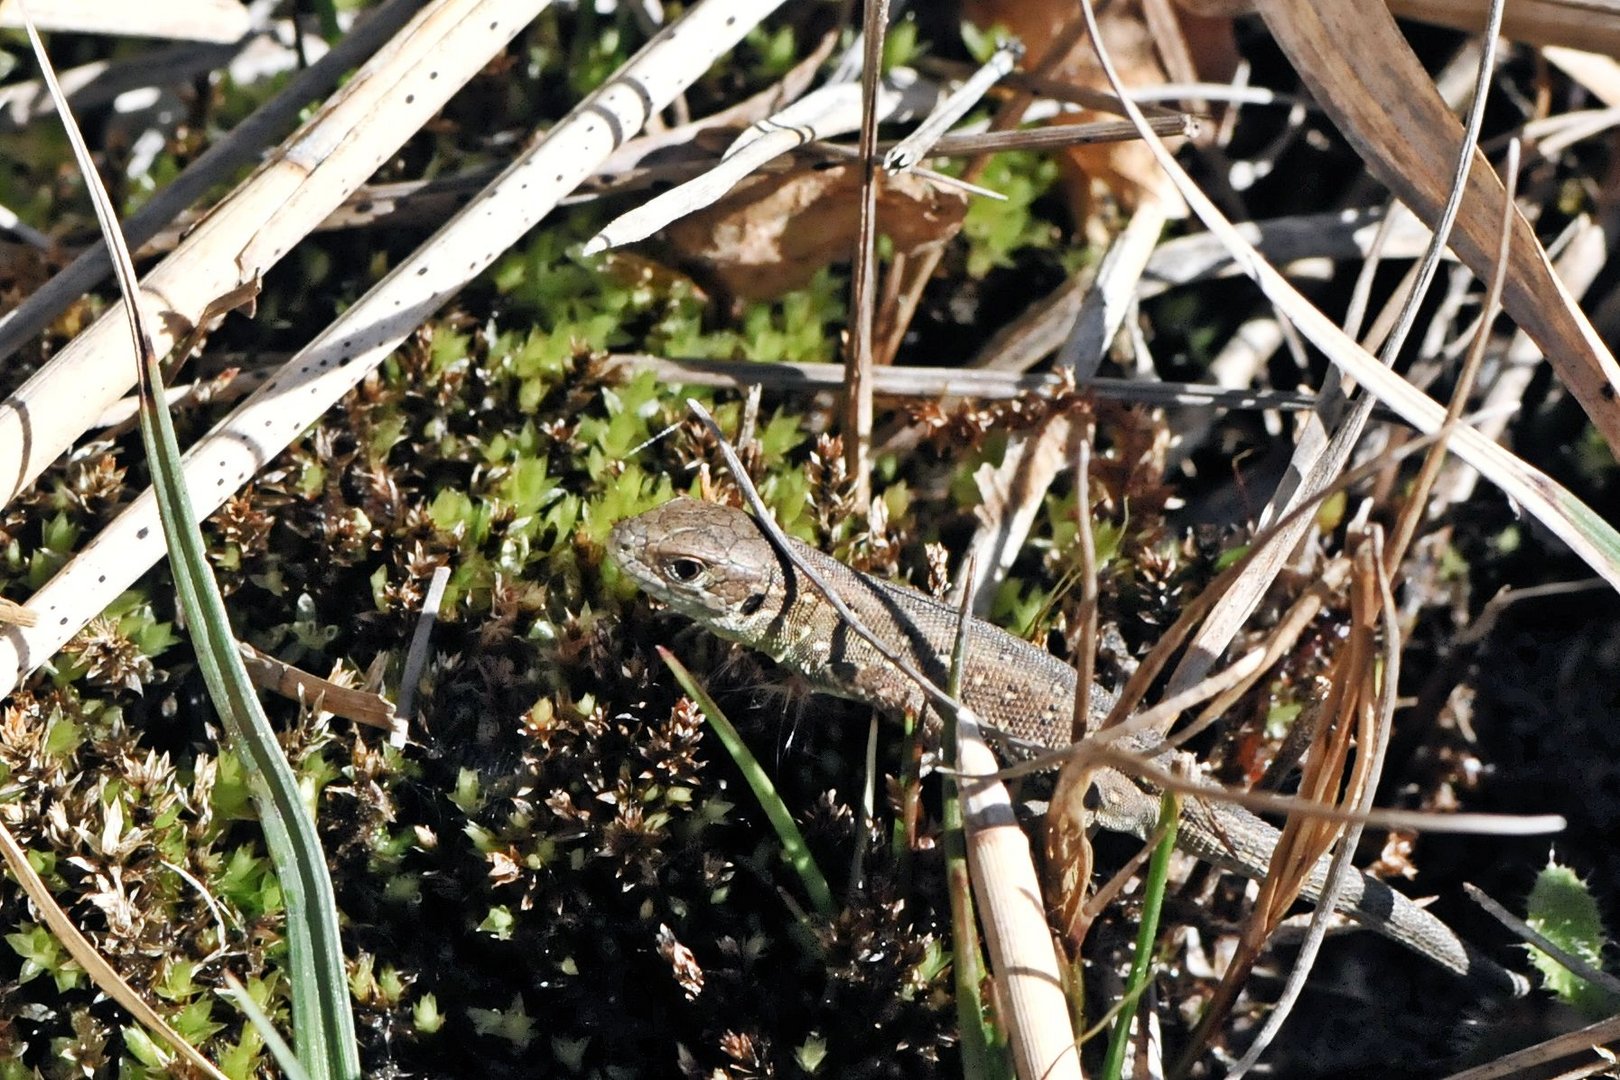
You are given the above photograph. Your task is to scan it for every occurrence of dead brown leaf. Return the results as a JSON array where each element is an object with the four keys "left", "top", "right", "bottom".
[
  {"left": 662, "top": 162, "right": 967, "bottom": 301},
  {"left": 1178, "top": 0, "right": 1620, "bottom": 57}
]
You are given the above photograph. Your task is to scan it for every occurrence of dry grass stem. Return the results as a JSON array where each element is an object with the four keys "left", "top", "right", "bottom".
[
  {"left": 238, "top": 642, "right": 398, "bottom": 732},
  {"left": 0, "top": 0, "right": 432, "bottom": 363},
  {"left": 955, "top": 713, "right": 1083, "bottom": 1080},
  {"left": 0, "top": 0, "right": 527, "bottom": 508},
  {"left": 841, "top": 0, "right": 890, "bottom": 510},
  {"left": 606, "top": 354, "right": 1327, "bottom": 410},
  {"left": 1217, "top": 536, "right": 1401, "bottom": 1076}
]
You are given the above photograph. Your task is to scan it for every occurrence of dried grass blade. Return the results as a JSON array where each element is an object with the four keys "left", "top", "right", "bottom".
[
  {"left": 1074, "top": 1, "right": 1620, "bottom": 596},
  {"left": 1221, "top": 535, "right": 1399, "bottom": 1077},
  {"left": 395, "top": 563, "right": 452, "bottom": 745},
  {"left": 954, "top": 715, "right": 1083, "bottom": 1080},
  {"left": 1254, "top": 0, "right": 1620, "bottom": 459},
  {"left": 1544, "top": 46, "right": 1620, "bottom": 106},
  {"left": 1058, "top": 202, "right": 1168, "bottom": 378}
]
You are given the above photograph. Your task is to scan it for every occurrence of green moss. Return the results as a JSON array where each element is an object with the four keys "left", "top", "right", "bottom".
[
  {"left": 961, "top": 152, "right": 1061, "bottom": 278},
  {"left": 6, "top": 922, "right": 84, "bottom": 992}
]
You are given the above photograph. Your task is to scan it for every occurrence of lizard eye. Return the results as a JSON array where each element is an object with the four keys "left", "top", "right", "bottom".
[{"left": 665, "top": 557, "right": 705, "bottom": 583}]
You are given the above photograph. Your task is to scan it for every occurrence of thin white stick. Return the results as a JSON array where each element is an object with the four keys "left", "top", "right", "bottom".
[
  {"left": 394, "top": 565, "right": 451, "bottom": 748},
  {"left": 955, "top": 708, "right": 1082, "bottom": 1080},
  {"left": 582, "top": 69, "right": 939, "bottom": 253},
  {"left": 0, "top": 0, "right": 792, "bottom": 700},
  {"left": 883, "top": 39, "right": 1021, "bottom": 174}
]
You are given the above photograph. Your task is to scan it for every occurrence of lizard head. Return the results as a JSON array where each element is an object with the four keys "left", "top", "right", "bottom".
[{"left": 608, "top": 498, "right": 786, "bottom": 639}]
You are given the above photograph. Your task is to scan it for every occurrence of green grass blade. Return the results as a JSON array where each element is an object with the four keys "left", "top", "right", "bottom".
[
  {"left": 138, "top": 391, "right": 359, "bottom": 1080},
  {"left": 21, "top": 15, "right": 359, "bottom": 1078},
  {"left": 657, "top": 648, "right": 835, "bottom": 916},
  {"left": 1101, "top": 793, "right": 1177, "bottom": 1080},
  {"left": 223, "top": 974, "right": 313, "bottom": 1080}
]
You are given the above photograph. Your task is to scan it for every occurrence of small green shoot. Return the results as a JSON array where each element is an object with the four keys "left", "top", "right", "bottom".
[
  {"left": 657, "top": 647, "right": 834, "bottom": 916},
  {"left": 222, "top": 972, "right": 311, "bottom": 1080},
  {"left": 1101, "top": 792, "right": 1178, "bottom": 1080},
  {"left": 1526, "top": 860, "right": 1620, "bottom": 1018}
]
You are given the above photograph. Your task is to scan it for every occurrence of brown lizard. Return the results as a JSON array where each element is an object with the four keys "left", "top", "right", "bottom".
[{"left": 609, "top": 496, "right": 1528, "bottom": 996}]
